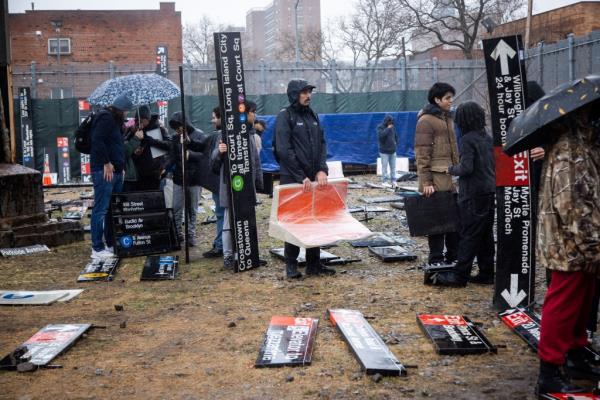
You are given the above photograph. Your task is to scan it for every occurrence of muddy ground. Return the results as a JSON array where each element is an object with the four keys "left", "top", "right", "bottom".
[{"left": 0, "top": 175, "right": 566, "bottom": 399}]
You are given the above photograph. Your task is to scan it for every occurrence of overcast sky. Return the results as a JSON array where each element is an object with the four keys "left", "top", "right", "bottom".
[{"left": 8, "top": 0, "right": 590, "bottom": 27}]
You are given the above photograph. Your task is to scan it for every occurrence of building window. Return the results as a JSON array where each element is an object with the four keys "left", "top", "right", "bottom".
[
  {"left": 48, "top": 38, "right": 71, "bottom": 55},
  {"left": 50, "top": 87, "right": 73, "bottom": 99}
]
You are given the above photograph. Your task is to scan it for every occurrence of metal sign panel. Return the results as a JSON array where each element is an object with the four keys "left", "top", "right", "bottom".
[
  {"left": 0, "top": 324, "right": 91, "bottom": 369},
  {"left": 56, "top": 137, "right": 71, "bottom": 183},
  {"left": 328, "top": 308, "right": 406, "bottom": 376},
  {"left": 112, "top": 211, "right": 170, "bottom": 235},
  {"left": 404, "top": 192, "right": 459, "bottom": 237},
  {"left": 111, "top": 191, "right": 166, "bottom": 215},
  {"left": 115, "top": 231, "right": 172, "bottom": 258},
  {"left": 0, "top": 289, "right": 83, "bottom": 305},
  {"left": 155, "top": 45, "right": 168, "bottom": 77},
  {"left": 140, "top": 255, "right": 178, "bottom": 280},
  {"left": 417, "top": 314, "right": 497, "bottom": 355},
  {"left": 213, "top": 32, "right": 260, "bottom": 272},
  {"left": 18, "top": 87, "right": 35, "bottom": 169},
  {"left": 499, "top": 308, "right": 600, "bottom": 366},
  {"left": 77, "top": 257, "right": 119, "bottom": 282},
  {"left": 540, "top": 394, "right": 600, "bottom": 400},
  {"left": 269, "top": 248, "right": 340, "bottom": 265},
  {"left": 78, "top": 99, "right": 92, "bottom": 182},
  {"left": 0, "top": 245, "right": 50, "bottom": 257},
  {"left": 255, "top": 316, "right": 318, "bottom": 368},
  {"left": 483, "top": 35, "right": 534, "bottom": 310},
  {"left": 368, "top": 246, "right": 417, "bottom": 262}
]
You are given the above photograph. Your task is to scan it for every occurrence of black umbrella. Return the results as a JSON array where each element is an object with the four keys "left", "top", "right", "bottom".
[{"left": 504, "top": 75, "right": 600, "bottom": 156}]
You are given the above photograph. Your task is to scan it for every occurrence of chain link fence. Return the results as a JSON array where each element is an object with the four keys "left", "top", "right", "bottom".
[{"left": 12, "top": 30, "right": 600, "bottom": 110}]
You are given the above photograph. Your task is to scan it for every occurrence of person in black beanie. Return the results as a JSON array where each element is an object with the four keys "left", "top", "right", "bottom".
[{"left": 432, "top": 102, "right": 496, "bottom": 287}]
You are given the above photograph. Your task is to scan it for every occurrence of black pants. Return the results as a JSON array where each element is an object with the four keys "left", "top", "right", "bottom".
[
  {"left": 284, "top": 242, "right": 320, "bottom": 267},
  {"left": 428, "top": 232, "right": 459, "bottom": 264},
  {"left": 454, "top": 194, "right": 495, "bottom": 279}
]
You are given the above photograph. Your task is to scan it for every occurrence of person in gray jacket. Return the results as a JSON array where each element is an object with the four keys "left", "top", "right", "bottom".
[{"left": 377, "top": 114, "right": 398, "bottom": 187}]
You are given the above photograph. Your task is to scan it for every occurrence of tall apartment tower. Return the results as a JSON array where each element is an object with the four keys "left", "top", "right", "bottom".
[{"left": 246, "top": 0, "right": 321, "bottom": 62}]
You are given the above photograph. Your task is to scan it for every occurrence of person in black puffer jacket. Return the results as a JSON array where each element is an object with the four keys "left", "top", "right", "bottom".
[
  {"left": 433, "top": 101, "right": 496, "bottom": 287},
  {"left": 274, "top": 79, "right": 334, "bottom": 279}
]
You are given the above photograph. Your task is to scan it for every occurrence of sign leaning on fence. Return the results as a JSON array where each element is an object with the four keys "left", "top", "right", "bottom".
[
  {"left": 18, "top": 87, "right": 35, "bottom": 169},
  {"left": 483, "top": 35, "right": 534, "bottom": 310},
  {"left": 78, "top": 99, "right": 92, "bottom": 182},
  {"left": 213, "top": 32, "right": 260, "bottom": 272}
]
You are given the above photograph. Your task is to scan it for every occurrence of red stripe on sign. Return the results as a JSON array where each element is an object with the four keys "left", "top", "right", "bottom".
[
  {"left": 418, "top": 314, "right": 467, "bottom": 326},
  {"left": 494, "top": 146, "right": 530, "bottom": 187},
  {"left": 501, "top": 311, "right": 535, "bottom": 329}
]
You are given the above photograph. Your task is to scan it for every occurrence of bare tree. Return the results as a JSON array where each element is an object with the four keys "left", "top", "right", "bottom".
[
  {"left": 331, "top": 0, "right": 412, "bottom": 92},
  {"left": 183, "top": 15, "right": 225, "bottom": 66},
  {"left": 273, "top": 30, "right": 324, "bottom": 63},
  {"left": 398, "top": 0, "right": 526, "bottom": 59}
]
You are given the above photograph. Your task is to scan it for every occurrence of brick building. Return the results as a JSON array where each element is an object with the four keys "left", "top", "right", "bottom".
[
  {"left": 487, "top": 1, "right": 600, "bottom": 45},
  {"left": 8, "top": 2, "right": 182, "bottom": 98},
  {"left": 245, "top": 0, "right": 321, "bottom": 62}
]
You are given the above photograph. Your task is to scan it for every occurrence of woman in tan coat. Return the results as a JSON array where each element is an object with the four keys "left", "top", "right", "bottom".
[{"left": 414, "top": 82, "right": 460, "bottom": 267}]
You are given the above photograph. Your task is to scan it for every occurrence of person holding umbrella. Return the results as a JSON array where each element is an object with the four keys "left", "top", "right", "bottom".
[
  {"left": 504, "top": 76, "right": 600, "bottom": 395},
  {"left": 89, "top": 93, "right": 133, "bottom": 259}
]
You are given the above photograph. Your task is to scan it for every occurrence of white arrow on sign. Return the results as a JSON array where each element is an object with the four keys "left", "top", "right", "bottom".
[
  {"left": 490, "top": 39, "right": 517, "bottom": 76},
  {"left": 501, "top": 274, "right": 527, "bottom": 307}
]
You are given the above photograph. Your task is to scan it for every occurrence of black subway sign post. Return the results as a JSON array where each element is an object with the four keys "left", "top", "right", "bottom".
[
  {"left": 213, "top": 32, "right": 260, "bottom": 272},
  {"left": 483, "top": 35, "right": 534, "bottom": 310},
  {"left": 18, "top": 87, "right": 35, "bottom": 169}
]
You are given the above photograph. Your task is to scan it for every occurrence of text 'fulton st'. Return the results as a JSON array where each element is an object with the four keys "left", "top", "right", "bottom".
[
  {"left": 502, "top": 186, "right": 532, "bottom": 274},
  {"left": 495, "top": 74, "right": 524, "bottom": 145}
]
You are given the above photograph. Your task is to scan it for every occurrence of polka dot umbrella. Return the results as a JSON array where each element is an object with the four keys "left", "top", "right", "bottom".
[
  {"left": 88, "top": 73, "right": 180, "bottom": 107},
  {"left": 504, "top": 75, "right": 600, "bottom": 156}
]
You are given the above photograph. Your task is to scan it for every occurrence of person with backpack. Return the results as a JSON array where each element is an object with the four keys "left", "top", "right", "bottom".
[
  {"left": 274, "top": 79, "right": 334, "bottom": 279},
  {"left": 89, "top": 93, "right": 133, "bottom": 259}
]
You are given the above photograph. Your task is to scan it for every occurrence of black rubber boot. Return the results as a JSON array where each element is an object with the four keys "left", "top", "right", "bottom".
[
  {"left": 305, "top": 263, "right": 320, "bottom": 276},
  {"left": 536, "top": 360, "right": 586, "bottom": 396},
  {"left": 566, "top": 347, "right": 600, "bottom": 380},
  {"left": 286, "top": 261, "right": 302, "bottom": 279},
  {"left": 432, "top": 271, "right": 467, "bottom": 287},
  {"left": 318, "top": 264, "right": 336, "bottom": 276}
]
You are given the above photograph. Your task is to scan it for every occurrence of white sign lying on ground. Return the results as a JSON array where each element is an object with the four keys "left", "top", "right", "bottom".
[
  {"left": 0, "top": 245, "right": 50, "bottom": 257},
  {"left": 0, "top": 289, "right": 84, "bottom": 305}
]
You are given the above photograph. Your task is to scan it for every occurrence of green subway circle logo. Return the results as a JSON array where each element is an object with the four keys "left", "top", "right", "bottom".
[{"left": 232, "top": 175, "right": 244, "bottom": 192}]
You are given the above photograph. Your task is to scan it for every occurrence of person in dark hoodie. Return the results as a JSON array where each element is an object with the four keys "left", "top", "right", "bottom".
[
  {"left": 414, "top": 82, "right": 459, "bottom": 267},
  {"left": 129, "top": 105, "right": 171, "bottom": 191},
  {"left": 274, "top": 79, "right": 334, "bottom": 279},
  {"left": 431, "top": 102, "right": 495, "bottom": 287},
  {"left": 210, "top": 101, "right": 263, "bottom": 270},
  {"left": 377, "top": 115, "right": 398, "bottom": 188},
  {"left": 89, "top": 93, "right": 133, "bottom": 259},
  {"left": 168, "top": 111, "right": 211, "bottom": 247}
]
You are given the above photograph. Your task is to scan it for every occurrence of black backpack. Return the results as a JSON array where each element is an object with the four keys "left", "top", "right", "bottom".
[{"left": 74, "top": 112, "right": 96, "bottom": 154}]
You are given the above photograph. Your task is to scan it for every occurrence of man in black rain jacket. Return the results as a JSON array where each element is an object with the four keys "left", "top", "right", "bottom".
[{"left": 274, "top": 79, "right": 334, "bottom": 279}]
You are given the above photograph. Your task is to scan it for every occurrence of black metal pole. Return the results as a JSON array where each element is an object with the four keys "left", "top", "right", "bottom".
[{"left": 178, "top": 65, "right": 189, "bottom": 264}]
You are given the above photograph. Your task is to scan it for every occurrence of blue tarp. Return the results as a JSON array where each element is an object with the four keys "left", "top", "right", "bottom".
[{"left": 259, "top": 112, "right": 418, "bottom": 172}]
